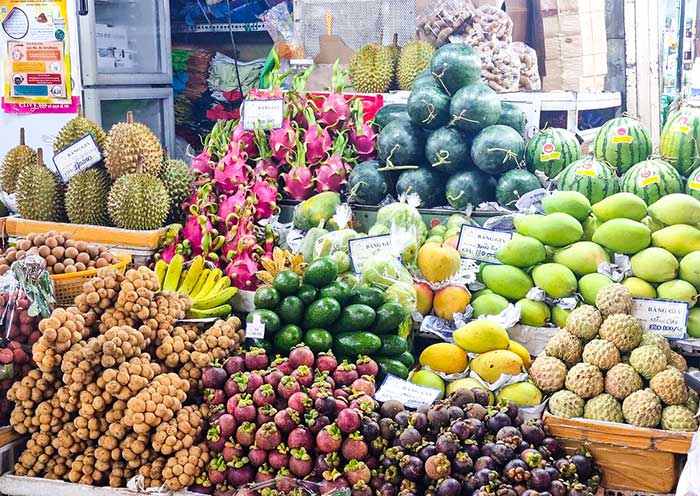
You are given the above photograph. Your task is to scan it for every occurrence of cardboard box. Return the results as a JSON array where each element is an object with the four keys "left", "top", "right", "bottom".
[{"left": 505, "top": 0, "right": 529, "bottom": 43}]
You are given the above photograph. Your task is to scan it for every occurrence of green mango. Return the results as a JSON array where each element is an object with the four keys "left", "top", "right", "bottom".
[
  {"left": 630, "top": 247, "right": 679, "bottom": 283},
  {"left": 651, "top": 224, "right": 700, "bottom": 256},
  {"left": 542, "top": 191, "right": 591, "bottom": 221},
  {"left": 495, "top": 235, "right": 546, "bottom": 267},
  {"left": 481, "top": 265, "right": 534, "bottom": 300},
  {"left": 471, "top": 293, "right": 510, "bottom": 317},
  {"left": 680, "top": 251, "right": 700, "bottom": 290},
  {"left": 552, "top": 241, "right": 610, "bottom": 276},
  {"left": 592, "top": 219, "right": 651, "bottom": 254},
  {"left": 648, "top": 193, "right": 700, "bottom": 225},
  {"left": 578, "top": 273, "right": 613, "bottom": 304},
  {"left": 657, "top": 279, "right": 697, "bottom": 305},
  {"left": 517, "top": 298, "right": 551, "bottom": 326},
  {"left": 582, "top": 214, "right": 602, "bottom": 241},
  {"left": 532, "top": 263, "right": 577, "bottom": 299},
  {"left": 592, "top": 192, "right": 647, "bottom": 222},
  {"left": 514, "top": 213, "right": 583, "bottom": 247}
]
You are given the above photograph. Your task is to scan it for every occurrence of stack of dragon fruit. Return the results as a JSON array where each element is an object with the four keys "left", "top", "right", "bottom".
[
  {"left": 192, "top": 346, "right": 382, "bottom": 496},
  {"left": 159, "top": 64, "right": 376, "bottom": 291}
]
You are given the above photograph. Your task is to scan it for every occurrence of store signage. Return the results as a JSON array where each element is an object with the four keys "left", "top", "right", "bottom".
[
  {"left": 348, "top": 234, "right": 392, "bottom": 274},
  {"left": 374, "top": 374, "right": 442, "bottom": 409},
  {"left": 631, "top": 298, "right": 689, "bottom": 339},
  {"left": 245, "top": 313, "right": 265, "bottom": 339},
  {"left": 241, "top": 99, "right": 284, "bottom": 131},
  {"left": 52, "top": 134, "right": 102, "bottom": 183},
  {"left": 456, "top": 225, "right": 512, "bottom": 264}
]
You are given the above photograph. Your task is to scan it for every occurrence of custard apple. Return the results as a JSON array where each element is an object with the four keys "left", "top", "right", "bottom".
[
  {"left": 582, "top": 339, "right": 620, "bottom": 371},
  {"left": 668, "top": 351, "right": 688, "bottom": 372},
  {"left": 649, "top": 367, "right": 689, "bottom": 405},
  {"left": 565, "top": 363, "right": 604, "bottom": 399},
  {"left": 584, "top": 393, "right": 624, "bottom": 423},
  {"left": 661, "top": 405, "right": 698, "bottom": 431},
  {"left": 565, "top": 305, "right": 602, "bottom": 341},
  {"left": 638, "top": 332, "right": 672, "bottom": 359},
  {"left": 622, "top": 389, "right": 662, "bottom": 428},
  {"left": 548, "top": 390, "right": 585, "bottom": 419},
  {"left": 595, "top": 283, "right": 633, "bottom": 316},
  {"left": 545, "top": 331, "right": 583, "bottom": 367},
  {"left": 529, "top": 355, "right": 567, "bottom": 393},
  {"left": 604, "top": 363, "right": 643, "bottom": 400},
  {"left": 629, "top": 345, "right": 668, "bottom": 379},
  {"left": 687, "top": 389, "right": 699, "bottom": 414},
  {"left": 599, "top": 314, "right": 642, "bottom": 352}
]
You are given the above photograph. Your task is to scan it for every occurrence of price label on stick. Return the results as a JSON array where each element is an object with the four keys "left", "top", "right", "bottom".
[
  {"left": 456, "top": 225, "right": 513, "bottom": 264},
  {"left": 245, "top": 313, "right": 265, "bottom": 339},
  {"left": 242, "top": 99, "right": 284, "bottom": 131},
  {"left": 374, "top": 374, "right": 442, "bottom": 409},
  {"left": 631, "top": 298, "right": 689, "bottom": 339},
  {"left": 52, "top": 134, "right": 102, "bottom": 183},
  {"left": 348, "top": 234, "right": 392, "bottom": 274}
]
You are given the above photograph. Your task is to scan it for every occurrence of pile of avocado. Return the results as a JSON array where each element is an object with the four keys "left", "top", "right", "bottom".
[{"left": 246, "top": 256, "right": 415, "bottom": 378}]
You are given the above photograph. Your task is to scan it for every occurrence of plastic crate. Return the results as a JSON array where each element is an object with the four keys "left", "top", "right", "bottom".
[{"left": 51, "top": 254, "right": 131, "bottom": 307}]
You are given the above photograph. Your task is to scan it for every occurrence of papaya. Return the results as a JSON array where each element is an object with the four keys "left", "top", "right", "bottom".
[{"left": 293, "top": 192, "right": 342, "bottom": 231}]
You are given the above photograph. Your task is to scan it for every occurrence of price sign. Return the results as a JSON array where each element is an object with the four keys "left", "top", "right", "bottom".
[
  {"left": 242, "top": 99, "right": 284, "bottom": 131},
  {"left": 456, "top": 225, "right": 513, "bottom": 264},
  {"left": 245, "top": 313, "right": 265, "bottom": 339},
  {"left": 348, "top": 234, "right": 392, "bottom": 274},
  {"left": 374, "top": 374, "right": 442, "bottom": 409},
  {"left": 52, "top": 134, "right": 102, "bottom": 183},
  {"left": 631, "top": 298, "right": 689, "bottom": 339}
]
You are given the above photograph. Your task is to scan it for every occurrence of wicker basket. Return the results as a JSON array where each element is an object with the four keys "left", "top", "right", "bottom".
[{"left": 51, "top": 254, "right": 132, "bottom": 307}]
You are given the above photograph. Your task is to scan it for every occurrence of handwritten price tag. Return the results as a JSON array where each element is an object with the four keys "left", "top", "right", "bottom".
[
  {"left": 374, "top": 374, "right": 442, "bottom": 409},
  {"left": 52, "top": 134, "right": 102, "bottom": 183},
  {"left": 348, "top": 234, "right": 392, "bottom": 274},
  {"left": 242, "top": 99, "right": 284, "bottom": 130},
  {"left": 631, "top": 298, "right": 689, "bottom": 339},
  {"left": 456, "top": 225, "right": 513, "bottom": 264}
]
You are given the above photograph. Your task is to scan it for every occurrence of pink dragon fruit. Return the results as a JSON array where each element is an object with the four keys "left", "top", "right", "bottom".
[
  {"left": 225, "top": 242, "right": 260, "bottom": 290},
  {"left": 218, "top": 185, "right": 248, "bottom": 230},
  {"left": 303, "top": 107, "right": 332, "bottom": 165},
  {"left": 252, "top": 125, "right": 281, "bottom": 180},
  {"left": 315, "top": 133, "right": 349, "bottom": 193},
  {"left": 282, "top": 142, "right": 314, "bottom": 201},
  {"left": 252, "top": 178, "right": 279, "bottom": 221},
  {"left": 191, "top": 149, "right": 212, "bottom": 173},
  {"left": 349, "top": 99, "right": 376, "bottom": 159},
  {"left": 182, "top": 213, "right": 215, "bottom": 257},
  {"left": 318, "top": 62, "right": 351, "bottom": 130},
  {"left": 215, "top": 143, "right": 251, "bottom": 193},
  {"left": 285, "top": 66, "right": 314, "bottom": 128},
  {"left": 231, "top": 124, "right": 258, "bottom": 159},
  {"left": 269, "top": 118, "right": 297, "bottom": 163}
]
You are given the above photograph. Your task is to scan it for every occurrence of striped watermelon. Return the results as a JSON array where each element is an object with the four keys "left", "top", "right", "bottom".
[
  {"left": 525, "top": 128, "right": 581, "bottom": 178},
  {"left": 556, "top": 157, "right": 619, "bottom": 204},
  {"left": 621, "top": 159, "right": 684, "bottom": 205},
  {"left": 592, "top": 117, "right": 652, "bottom": 174},
  {"left": 660, "top": 104, "right": 700, "bottom": 175},
  {"left": 687, "top": 167, "right": 700, "bottom": 200}
]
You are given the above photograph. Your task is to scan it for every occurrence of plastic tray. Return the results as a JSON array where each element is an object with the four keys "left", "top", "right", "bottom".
[{"left": 51, "top": 254, "right": 131, "bottom": 307}]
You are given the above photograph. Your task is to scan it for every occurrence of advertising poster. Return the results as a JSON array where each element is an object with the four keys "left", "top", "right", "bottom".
[{"left": 1, "top": 0, "right": 73, "bottom": 113}]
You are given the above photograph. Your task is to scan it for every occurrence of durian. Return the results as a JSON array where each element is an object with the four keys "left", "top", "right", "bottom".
[
  {"left": 104, "top": 112, "right": 163, "bottom": 180},
  {"left": 16, "top": 149, "right": 65, "bottom": 222},
  {"left": 1, "top": 128, "right": 37, "bottom": 194},
  {"left": 397, "top": 39, "right": 435, "bottom": 91},
  {"left": 349, "top": 43, "right": 395, "bottom": 93},
  {"left": 65, "top": 168, "right": 112, "bottom": 226},
  {"left": 53, "top": 114, "right": 106, "bottom": 154},
  {"left": 160, "top": 158, "right": 194, "bottom": 220},
  {"left": 386, "top": 34, "right": 401, "bottom": 88},
  {"left": 108, "top": 171, "right": 169, "bottom": 230}
]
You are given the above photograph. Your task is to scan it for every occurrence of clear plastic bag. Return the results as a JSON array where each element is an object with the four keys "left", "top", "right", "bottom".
[
  {"left": 677, "top": 428, "right": 700, "bottom": 495},
  {"left": 417, "top": 0, "right": 476, "bottom": 46},
  {"left": 512, "top": 42, "right": 541, "bottom": 91},
  {"left": 312, "top": 206, "right": 360, "bottom": 269},
  {"left": 478, "top": 40, "right": 521, "bottom": 92}
]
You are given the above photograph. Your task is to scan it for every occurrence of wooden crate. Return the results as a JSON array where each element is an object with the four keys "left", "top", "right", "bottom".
[{"left": 544, "top": 414, "right": 692, "bottom": 493}]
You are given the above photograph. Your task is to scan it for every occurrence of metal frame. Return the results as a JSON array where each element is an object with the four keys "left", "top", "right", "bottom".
[
  {"left": 77, "top": 0, "right": 172, "bottom": 86},
  {"left": 171, "top": 22, "right": 266, "bottom": 33}
]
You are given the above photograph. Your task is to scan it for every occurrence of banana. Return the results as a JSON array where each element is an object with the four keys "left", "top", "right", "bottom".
[
  {"left": 163, "top": 254, "right": 184, "bottom": 291},
  {"left": 209, "top": 276, "right": 231, "bottom": 295},
  {"left": 190, "top": 268, "right": 211, "bottom": 300},
  {"left": 155, "top": 260, "right": 168, "bottom": 287},
  {"left": 192, "top": 269, "right": 222, "bottom": 301},
  {"left": 179, "top": 255, "right": 204, "bottom": 295},
  {"left": 193, "top": 287, "right": 238, "bottom": 309},
  {"left": 186, "top": 304, "right": 232, "bottom": 319}
]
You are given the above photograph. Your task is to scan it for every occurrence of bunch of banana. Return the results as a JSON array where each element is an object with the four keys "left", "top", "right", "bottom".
[{"left": 155, "top": 254, "right": 237, "bottom": 318}]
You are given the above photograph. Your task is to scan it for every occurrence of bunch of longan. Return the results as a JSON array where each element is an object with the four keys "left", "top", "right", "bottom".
[
  {"left": 74, "top": 269, "right": 124, "bottom": 316},
  {"left": 8, "top": 369, "right": 59, "bottom": 434},
  {"left": 191, "top": 316, "right": 244, "bottom": 368},
  {"left": 121, "top": 373, "right": 189, "bottom": 434},
  {"left": 33, "top": 308, "right": 87, "bottom": 373},
  {"left": 152, "top": 405, "right": 208, "bottom": 456},
  {"left": 115, "top": 267, "right": 160, "bottom": 320},
  {"left": 98, "top": 308, "right": 135, "bottom": 334},
  {"left": 161, "top": 444, "right": 209, "bottom": 491},
  {"left": 155, "top": 325, "right": 199, "bottom": 370}
]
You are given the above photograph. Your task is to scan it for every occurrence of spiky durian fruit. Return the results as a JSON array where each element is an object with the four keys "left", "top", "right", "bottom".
[
  {"left": 104, "top": 112, "right": 163, "bottom": 180},
  {"left": 53, "top": 116, "right": 107, "bottom": 154},
  {"left": 397, "top": 40, "right": 435, "bottom": 90},
  {"left": 160, "top": 159, "right": 194, "bottom": 220},
  {"left": 108, "top": 173, "right": 169, "bottom": 230},
  {"left": 16, "top": 149, "right": 65, "bottom": 222},
  {"left": 65, "top": 168, "right": 112, "bottom": 225},
  {"left": 1, "top": 129, "right": 37, "bottom": 194},
  {"left": 349, "top": 43, "right": 395, "bottom": 94}
]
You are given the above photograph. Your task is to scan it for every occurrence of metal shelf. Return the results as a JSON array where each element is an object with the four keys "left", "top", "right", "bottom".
[{"left": 171, "top": 22, "right": 266, "bottom": 34}]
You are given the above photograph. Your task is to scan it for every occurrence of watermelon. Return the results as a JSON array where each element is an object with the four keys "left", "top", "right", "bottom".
[
  {"left": 556, "top": 157, "right": 619, "bottom": 204},
  {"left": 592, "top": 117, "right": 652, "bottom": 174},
  {"left": 496, "top": 169, "right": 542, "bottom": 208},
  {"left": 525, "top": 128, "right": 581, "bottom": 178},
  {"left": 621, "top": 159, "right": 684, "bottom": 205},
  {"left": 471, "top": 125, "right": 525, "bottom": 175},
  {"left": 373, "top": 104, "right": 408, "bottom": 130},
  {"left": 396, "top": 168, "right": 445, "bottom": 208},
  {"left": 377, "top": 119, "right": 426, "bottom": 168},
  {"left": 497, "top": 102, "right": 527, "bottom": 136},
  {"left": 348, "top": 161, "right": 388, "bottom": 205},
  {"left": 411, "top": 70, "right": 443, "bottom": 92},
  {"left": 449, "top": 84, "right": 501, "bottom": 133},
  {"left": 425, "top": 127, "right": 473, "bottom": 174},
  {"left": 660, "top": 104, "right": 700, "bottom": 175},
  {"left": 445, "top": 170, "right": 494, "bottom": 210},
  {"left": 686, "top": 167, "right": 700, "bottom": 200},
  {"left": 407, "top": 86, "right": 451, "bottom": 130},
  {"left": 430, "top": 44, "right": 482, "bottom": 95}
]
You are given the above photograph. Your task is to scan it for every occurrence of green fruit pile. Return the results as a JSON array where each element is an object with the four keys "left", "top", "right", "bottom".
[{"left": 247, "top": 256, "right": 415, "bottom": 377}]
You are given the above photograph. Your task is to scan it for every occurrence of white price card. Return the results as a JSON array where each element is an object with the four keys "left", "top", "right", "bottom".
[
  {"left": 245, "top": 313, "right": 266, "bottom": 339},
  {"left": 374, "top": 374, "right": 442, "bottom": 409},
  {"left": 348, "top": 234, "right": 392, "bottom": 274},
  {"left": 631, "top": 298, "right": 689, "bottom": 339},
  {"left": 456, "top": 225, "right": 513, "bottom": 264},
  {"left": 52, "top": 134, "right": 102, "bottom": 183},
  {"left": 242, "top": 99, "right": 284, "bottom": 131}
]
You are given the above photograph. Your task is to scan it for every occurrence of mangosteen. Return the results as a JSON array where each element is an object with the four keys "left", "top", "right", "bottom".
[
  {"left": 395, "top": 410, "right": 411, "bottom": 428},
  {"left": 463, "top": 440, "right": 481, "bottom": 461},
  {"left": 541, "top": 438, "right": 564, "bottom": 459},
  {"left": 380, "top": 400, "right": 405, "bottom": 419},
  {"left": 517, "top": 440, "right": 530, "bottom": 453},
  {"left": 379, "top": 418, "right": 398, "bottom": 441},
  {"left": 427, "top": 405, "right": 450, "bottom": 430},
  {"left": 490, "top": 443, "right": 516, "bottom": 466},
  {"left": 435, "top": 432, "right": 460, "bottom": 458},
  {"left": 503, "top": 459, "right": 530, "bottom": 483},
  {"left": 474, "top": 456, "right": 496, "bottom": 471},
  {"left": 399, "top": 427, "right": 422, "bottom": 450},
  {"left": 400, "top": 455, "right": 424, "bottom": 482},
  {"left": 447, "top": 405, "right": 464, "bottom": 422},
  {"left": 410, "top": 412, "right": 428, "bottom": 433},
  {"left": 465, "top": 403, "right": 488, "bottom": 421},
  {"left": 453, "top": 451, "right": 473, "bottom": 474},
  {"left": 520, "top": 448, "right": 543, "bottom": 469},
  {"left": 436, "top": 477, "right": 461, "bottom": 496},
  {"left": 497, "top": 426, "right": 523, "bottom": 450},
  {"left": 549, "top": 480, "right": 566, "bottom": 496},
  {"left": 529, "top": 468, "right": 551, "bottom": 491},
  {"left": 496, "top": 487, "right": 518, "bottom": 496},
  {"left": 465, "top": 418, "right": 487, "bottom": 441},
  {"left": 471, "top": 388, "right": 491, "bottom": 406},
  {"left": 567, "top": 484, "right": 591, "bottom": 496},
  {"left": 360, "top": 417, "right": 380, "bottom": 441},
  {"left": 449, "top": 420, "right": 470, "bottom": 441},
  {"left": 486, "top": 412, "right": 512, "bottom": 434},
  {"left": 570, "top": 454, "right": 592, "bottom": 482},
  {"left": 417, "top": 404, "right": 431, "bottom": 415},
  {"left": 449, "top": 388, "right": 475, "bottom": 408},
  {"left": 379, "top": 483, "right": 398, "bottom": 496},
  {"left": 418, "top": 443, "right": 437, "bottom": 461},
  {"left": 552, "top": 458, "right": 574, "bottom": 479},
  {"left": 498, "top": 400, "right": 518, "bottom": 421},
  {"left": 471, "top": 468, "right": 498, "bottom": 488}
]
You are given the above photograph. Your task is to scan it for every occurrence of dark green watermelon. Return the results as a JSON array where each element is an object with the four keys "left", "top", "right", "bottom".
[
  {"left": 425, "top": 127, "right": 473, "bottom": 174},
  {"left": 471, "top": 125, "right": 525, "bottom": 175},
  {"left": 556, "top": 157, "right": 620, "bottom": 204},
  {"left": 445, "top": 170, "right": 494, "bottom": 210},
  {"left": 660, "top": 104, "right": 700, "bottom": 175},
  {"left": 407, "top": 86, "right": 451, "bottom": 130},
  {"left": 348, "top": 161, "right": 388, "bottom": 205},
  {"left": 430, "top": 44, "right": 482, "bottom": 95},
  {"left": 593, "top": 117, "right": 652, "bottom": 174},
  {"left": 497, "top": 102, "right": 527, "bottom": 136},
  {"left": 377, "top": 119, "right": 426, "bottom": 169},
  {"left": 525, "top": 128, "right": 581, "bottom": 178},
  {"left": 496, "top": 169, "right": 542, "bottom": 208},
  {"left": 449, "top": 84, "right": 501, "bottom": 133},
  {"left": 411, "top": 70, "right": 443, "bottom": 92},
  {"left": 373, "top": 104, "right": 409, "bottom": 131},
  {"left": 395, "top": 168, "right": 444, "bottom": 207},
  {"left": 621, "top": 159, "right": 684, "bottom": 205}
]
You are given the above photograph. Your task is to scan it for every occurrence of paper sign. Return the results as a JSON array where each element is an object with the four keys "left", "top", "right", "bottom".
[
  {"left": 374, "top": 374, "right": 442, "bottom": 409},
  {"left": 631, "top": 298, "right": 689, "bottom": 339},
  {"left": 348, "top": 234, "right": 392, "bottom": 274},
  {"left": 52, "top": 134, "right": 102, "bottom": 182},
  {"left": 456, "top": 225, "right": 513, "bottom": 264},
  {"left": 242, "top": 99, "right": 284, "bottom": 131},
  {"left": 245, "top": 313, "right": 265, "bottom": 339}
]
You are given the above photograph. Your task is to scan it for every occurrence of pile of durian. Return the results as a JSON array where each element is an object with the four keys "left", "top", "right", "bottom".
[
  {"left": 1, "top": 112, "right": 194, "bottom": 230},
  {"left": 8, "top": 266, "right": 245, "bottom": 489}
]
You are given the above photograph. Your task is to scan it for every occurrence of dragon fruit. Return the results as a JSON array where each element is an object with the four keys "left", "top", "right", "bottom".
[
  {"left": 251, "top": 179, "right": 279, "bottom": 221},
  {"left": 218, "top": 186, "right": 248, "bottom": 230},
  {"left": 285, "top": 66, "right": 314, "bottom": 128},
  {"left": 225, "top": 238, "right": 260, "bottom": 290},
  {"left": 318, "top": 62, "right": 351, "bottom": 130},
  {"left": 303, "top": 107, "right": 332, "bottom": 165},
  {"left": 215, "top": 144, "right": 251, "bottom": 193},
  {"left": 282, "top": 142, "right": 314, "bottom": 201},
  {"left": 231, "top": 124, "right": 258, "bottom": 159},
  {"left": 191, "top": 149, "right": 212, "bottom": 173},
  {"left": 269, "top": 118, "right": 297, "bottom": 163},
  {"left": 252, "top": 125, "right": 281, "bottom": 180},
  {"left": 182, "top": 213, "right": 215, "bottom": 257},
  {"left": 315, "top": 133, "right": 349, "bottom": 193},
  {"left": 349, "top": 99, "right": 376, "bottom": 159}
]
